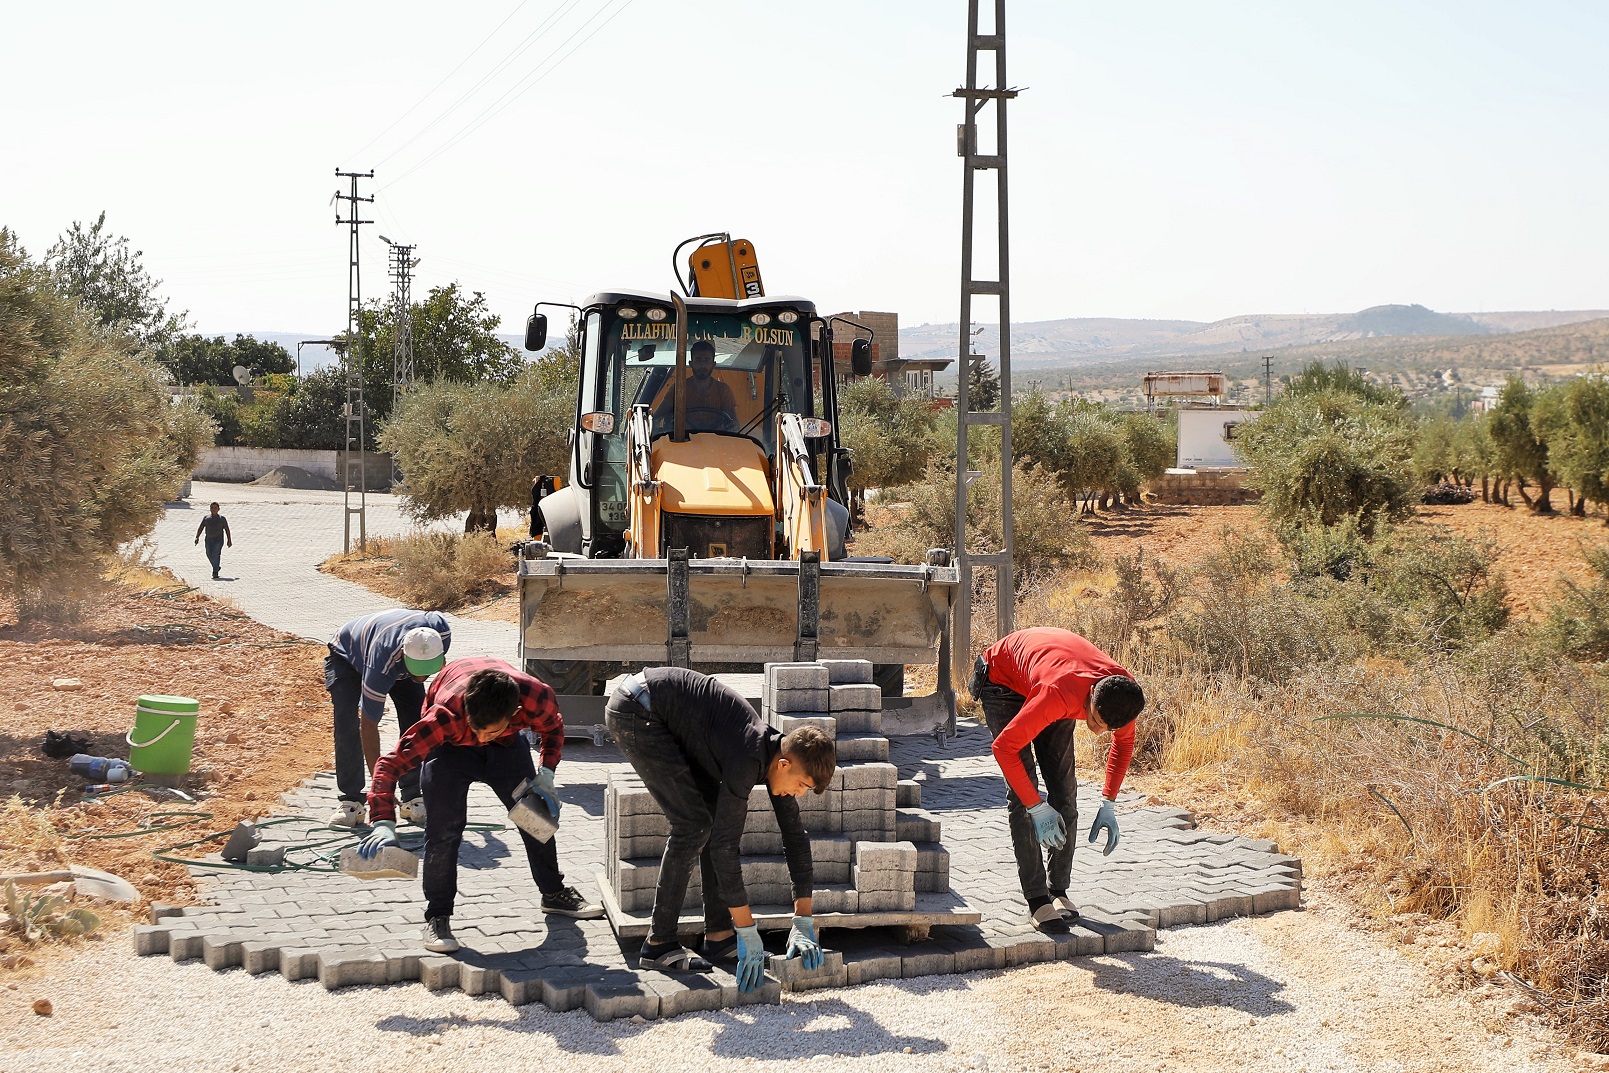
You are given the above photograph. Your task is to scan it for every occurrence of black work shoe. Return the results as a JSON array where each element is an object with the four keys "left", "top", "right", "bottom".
[
  {"left": 1031, "top": 903, "right": 1070, "bottom": 934},
  {"left": 697, "top": 932, "right": 739, "bottom": 962},
  {"left": 423, "top": 916, "right": 460, "bottom": 953},
  {"left": 541, "top": 885, "right": 604, "bottom": 919}
]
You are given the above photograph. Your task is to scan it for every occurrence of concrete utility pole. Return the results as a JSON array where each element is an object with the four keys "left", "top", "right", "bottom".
[
  {"left": 380, "top": 236, "right": 418, "bottom": 411},
  {"left": 951, "top": 0, "right": 1019, "bottom": 688},
  {"left": 335, "top": 169, "right": 374, "bottom": 553}
]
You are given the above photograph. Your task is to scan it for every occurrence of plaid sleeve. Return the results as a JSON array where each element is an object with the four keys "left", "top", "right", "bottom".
[
  {"left": 368, "top": 710, "right": 451, "bottom": 822},
  {"left": 515, "top": 681, "right": 565, "bottom": 770}
]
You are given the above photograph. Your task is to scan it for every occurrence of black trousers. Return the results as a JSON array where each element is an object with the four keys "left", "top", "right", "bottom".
[
  {"left": 420, "top": 738, "right": 564, "bottom": 921},
  {"left": 973, "top": 655, "right": 1079, "bottom": 902},
  {"left": 604, "top": 694, "right": 733, "bottom": 943}
]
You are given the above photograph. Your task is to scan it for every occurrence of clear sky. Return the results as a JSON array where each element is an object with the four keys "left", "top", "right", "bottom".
[{"left": 5, "top": 1, "right": 1607, "bottom": 337}]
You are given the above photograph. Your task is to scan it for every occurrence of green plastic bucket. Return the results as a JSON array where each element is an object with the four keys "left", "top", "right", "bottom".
[{"left": 127, "top": 695, "right": 200, "bottom": 776}]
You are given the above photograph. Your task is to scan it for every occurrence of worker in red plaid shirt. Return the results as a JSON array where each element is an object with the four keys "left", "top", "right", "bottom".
[{"left": 359, "top": 657, "right": 602, "bottom": 953}]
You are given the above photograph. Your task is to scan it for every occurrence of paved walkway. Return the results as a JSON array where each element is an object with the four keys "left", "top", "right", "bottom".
[
  {"left": 135, "top": 481, "right": 1303, "bottom": 1021},
  {"left": 153, "top": 482, "right": 516, "bottom": 656}
]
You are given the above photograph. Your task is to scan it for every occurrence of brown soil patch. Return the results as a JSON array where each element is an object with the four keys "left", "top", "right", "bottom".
[
  {"left": 1079, "top": 499, "right": 1608, "bottom": 620},
  {"left": 0, "top": 572, "right": 330, "bottom": 973}
]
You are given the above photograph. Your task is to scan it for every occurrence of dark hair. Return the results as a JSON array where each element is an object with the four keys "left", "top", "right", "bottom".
[
  {"left": 690, "top": 339, "right": 715, "bottom": 356},
  {"left": 209, "top": 502, "right": 220, "bottom": 510},
  {"left": 779, "top": 725, "right": 836, "bottom": 795},
  {"left": 464, "top": 669, "right": 520, "bottom": 729},
  {"left": 1090, "top": 675, "right": 1145, "bottom": 729}
]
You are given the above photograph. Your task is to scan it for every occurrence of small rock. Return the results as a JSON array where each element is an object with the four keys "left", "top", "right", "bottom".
[
  {"left": 6, "top": 982, "right": 17, "bottom": 990},
  {"left": 1472, "top": 957, "right": 1499, "bottom": 977},
  {"left": 244, "top": 792, "right": 257, "bottom": 801},
  {"left": 629, "top": 1014, "right": 646, "bottom": 1024},
  {"left": 51, "top": 679, "right": 83, "bottom": 691},
  {"left": 217, "top": 699, "right": 236, "bottom": 714},
  {"left": 33, "top": 999, "right": 52, "bottom": 1016},
  {"left": 223, "top": 732, "right": 241, "bottom": 744},
  {"left": 903, "top": 1047, "right": 913, "bottom": 1054}
]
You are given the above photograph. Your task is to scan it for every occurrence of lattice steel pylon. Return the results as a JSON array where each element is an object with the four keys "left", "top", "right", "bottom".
[
  {"left": 385, "top": 239, "right": 418, "bottom": 410},
  {"left": 335, "top": 169, "right": 374, "bottom": 553},
  {"left": 951, "top": 0, "right": 1020, "bottom": 686}
]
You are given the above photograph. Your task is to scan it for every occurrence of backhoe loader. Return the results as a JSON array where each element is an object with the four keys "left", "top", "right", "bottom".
[{"left": 517, "top": 236, "right": 958, "bottom": 735}]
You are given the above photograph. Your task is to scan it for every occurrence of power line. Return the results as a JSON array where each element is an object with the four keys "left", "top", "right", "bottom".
[
  {"left": 381, "top": 0, "right": 637, "bottom": 190},
  {"left": 346, "top": 0, "right": 532, "bottom": 164},
  {"left": 372, "top": 0, "right": 589, "bottom": 171}
]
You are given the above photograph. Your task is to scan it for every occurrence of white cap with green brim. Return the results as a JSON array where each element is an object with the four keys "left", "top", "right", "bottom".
[{"left": 402, "top": 626, "right": 446, "bottom": 676}]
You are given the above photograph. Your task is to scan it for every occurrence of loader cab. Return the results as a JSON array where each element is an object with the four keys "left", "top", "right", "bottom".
[{"left": 553, "top": 292, "right": 848, "bottom": 557}]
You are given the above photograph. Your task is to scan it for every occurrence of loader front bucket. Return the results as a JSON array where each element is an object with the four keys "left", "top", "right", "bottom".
[{"left": 517, "top": 553, "right": 959, "bottom": 735}]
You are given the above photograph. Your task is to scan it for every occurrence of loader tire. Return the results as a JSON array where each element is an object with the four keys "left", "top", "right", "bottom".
[{"left": 526, "top": 658, "right": 601, "bottom": 697}]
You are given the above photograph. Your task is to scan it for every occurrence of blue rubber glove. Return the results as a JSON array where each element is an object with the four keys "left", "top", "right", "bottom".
[
  {"left": 524, "top": 767, "right": 560, "bottom": 819},
  {"left": 357, "top": 820, "right": 397, "bottom": 860},
  {"left": 734, "top": 924, "right": 767, "bottom": 992},
  {"left": 1027, "top": 802, "right": 1066, "bottom": 849},
  {"left": 785, "top": 915, "right": 823, "bottom": 970},
  {"left": 1088, "top": 798, "right": 1120, "bottom": 856}
]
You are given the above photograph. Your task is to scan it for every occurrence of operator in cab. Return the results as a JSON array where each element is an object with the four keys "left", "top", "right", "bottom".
[{"left": 654, "top": 338, "right": 738, "bottom": 433}]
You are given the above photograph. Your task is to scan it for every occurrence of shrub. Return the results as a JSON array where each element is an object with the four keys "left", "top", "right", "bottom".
[
  {"left": 1237, "top": 382, "right": 1417, "bottom": 535},
  {"left": 1546, "top": 545, "right": 1609, "bottom": 662},
  {"left": 862, "top": 459, "right": 1098, "bottom": 588},
  {"left": 0, "top": 229, "right": 214, "bottom": 620},
  {"left": 391, "top": 530, "right": 510, "bottom": 610}
]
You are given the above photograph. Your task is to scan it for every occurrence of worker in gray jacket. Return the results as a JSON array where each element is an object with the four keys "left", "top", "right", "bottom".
[{"left": 604, "top": 666, "right": 836, "bottom": 990}]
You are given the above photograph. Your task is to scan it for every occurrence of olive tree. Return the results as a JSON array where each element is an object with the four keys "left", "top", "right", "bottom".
[
  {"left": 1, "top": 229, "right": 212, "bottom": 619},
  {"left": 379, "top": 358, "right": 574, "bottom": 532},
  {"left": 837, "top": 377, "right": 940, "bottom": 519},
  {"left": 1236, "top": 373, "right": 1416, "bottom": 536}
]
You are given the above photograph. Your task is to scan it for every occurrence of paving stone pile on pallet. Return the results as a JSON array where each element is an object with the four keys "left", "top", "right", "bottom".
[{"left": 597, "top": 659, "right": 979, "bottom": 936}]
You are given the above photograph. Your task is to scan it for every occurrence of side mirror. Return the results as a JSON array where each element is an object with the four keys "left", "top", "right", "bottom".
[
  {"left": 525, "top": 311, "right": 548, "bottom": 351},
  {"left": 850, "top": 338, "right": 873, "bottom": 377},
  {"left": 579, "top": 411, "right": 616, "bottom": 434}
]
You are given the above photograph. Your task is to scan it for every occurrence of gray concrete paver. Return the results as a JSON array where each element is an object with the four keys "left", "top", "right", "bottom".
[{"left": 135, "top": 484, "right": 1302, "bottom": 1020}]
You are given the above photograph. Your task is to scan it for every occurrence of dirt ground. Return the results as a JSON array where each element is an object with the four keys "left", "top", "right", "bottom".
[
  {"left": 318, "top": 538, "right": 521, "bottom": 624},
  {"left": 0, "top": 572, "right": 331, "bottom": 967},
  {"left": 1079, "top": 498, "right": 1609, "bottom": 620}
]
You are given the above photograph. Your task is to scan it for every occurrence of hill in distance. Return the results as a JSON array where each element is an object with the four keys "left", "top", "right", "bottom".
[{"left": 902, "top": 304, "right": 1608, "bottom": 370}]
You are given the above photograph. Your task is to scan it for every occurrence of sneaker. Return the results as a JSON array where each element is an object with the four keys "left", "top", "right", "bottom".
[
  {"left": 422, "top": 916, "right": 460, "bottom": 953},
  {"left": 1053, "top": 893, "right": 1080, "bottom": 922},
  {"left": 1031, "top": 903, "right": 1070, "bottom": 934},
  {"left": 398, "top": 797, "right": 427, "bottom": 826},
  {"left": 329, "top": 800, "right": 366, "bottom": 827},
  {"left": 541, "top": 885, "right": 604, "bottom": 920}
]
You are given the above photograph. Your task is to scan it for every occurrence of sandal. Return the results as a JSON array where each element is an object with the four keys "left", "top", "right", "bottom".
[
  {"left": 698, "top": 933, "right": 739, "bottom": 962},
  {"left": 638, "top": 942, "right": 713, "bottom": 973}
]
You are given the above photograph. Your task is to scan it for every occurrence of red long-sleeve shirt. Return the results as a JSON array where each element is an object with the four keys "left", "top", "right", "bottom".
[
  {"left": 983, "top": 628, "right": 1136, "bottom": 804},
  {"left": 367, "top": 657, "right": 564, "bottom": 823}
]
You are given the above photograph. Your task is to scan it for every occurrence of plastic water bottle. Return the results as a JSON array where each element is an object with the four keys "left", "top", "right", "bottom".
[{"left": 68, "top": 754, "right": 132, "bottom": 783}]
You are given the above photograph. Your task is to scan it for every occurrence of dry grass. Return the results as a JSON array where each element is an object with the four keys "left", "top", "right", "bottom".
[
  {"left": 924, "top": 510, "right": 1609, "bottom": 1048},
  {"left": 319, "top": 529, "right": 520, "bottom": 612}
]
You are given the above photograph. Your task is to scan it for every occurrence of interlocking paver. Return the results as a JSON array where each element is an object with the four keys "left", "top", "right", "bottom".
[{"left": 134, "top": 484, "right": 1303, "bottom": 1020}]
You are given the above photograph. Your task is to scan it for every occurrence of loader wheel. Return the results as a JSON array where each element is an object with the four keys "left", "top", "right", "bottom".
[
  {"left": 526, "top": 658, "right": 601, "bottom": 697},
  {"left": 873, "top": 663, "right": 904, "bottom": 698}
]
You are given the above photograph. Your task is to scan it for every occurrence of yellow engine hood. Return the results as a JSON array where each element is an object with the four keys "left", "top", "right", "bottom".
[{"left": 652, "top": 434, "right": 774, "bottom": 516}]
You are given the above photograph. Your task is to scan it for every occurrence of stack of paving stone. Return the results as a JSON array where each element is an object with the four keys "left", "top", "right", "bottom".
[{"left": 598, "top": 658, "right": 976, "bottom": 951}]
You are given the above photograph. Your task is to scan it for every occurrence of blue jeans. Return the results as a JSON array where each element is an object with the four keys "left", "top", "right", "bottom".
[
  {"left": 421, "top": 738, "right": 565, "bottom": 920},
  {"left": 605, "top": 692, "right": 732, "bottom": 943},
  {"left": 324, "top": 652, "right": 422, "bottom": 804},
  {"left": 203, "top": 536, "right": 224, "bottom": 576}
]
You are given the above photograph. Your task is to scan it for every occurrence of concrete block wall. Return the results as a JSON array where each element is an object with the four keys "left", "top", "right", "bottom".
[
  {"left": 193, "top": 446, "right": 393, "bottom": 490},
  {"left": 602, "top": 658, "right": 955, "bottom": 925},
  {"left": 1146, "top": 468, "right": 1261, "bottom": 506}
]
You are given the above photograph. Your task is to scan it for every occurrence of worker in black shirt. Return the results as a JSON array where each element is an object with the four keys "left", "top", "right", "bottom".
[
  {"left": 194, "top": 501, "right": 232, "bottom": 580},
  {"left": 605, "top": 667, "right": 836, "bottom": 990}
]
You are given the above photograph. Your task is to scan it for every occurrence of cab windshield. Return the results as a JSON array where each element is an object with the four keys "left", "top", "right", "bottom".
[{"left": 597, "top": 309, "right": 813, "bottom": 457}]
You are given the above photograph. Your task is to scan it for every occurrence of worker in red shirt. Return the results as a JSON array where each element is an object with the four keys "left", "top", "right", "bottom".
[
  {"left": 357, "top": 657, "right": 603, "bottom": 954},
  {"left": 972, "top": 628, "right": 1146, "bottom": 934}
]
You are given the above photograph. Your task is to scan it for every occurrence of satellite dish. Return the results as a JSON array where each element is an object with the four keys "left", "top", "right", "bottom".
[{"left": 232, "top": 365, "right": 250, "bottom": 385}]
